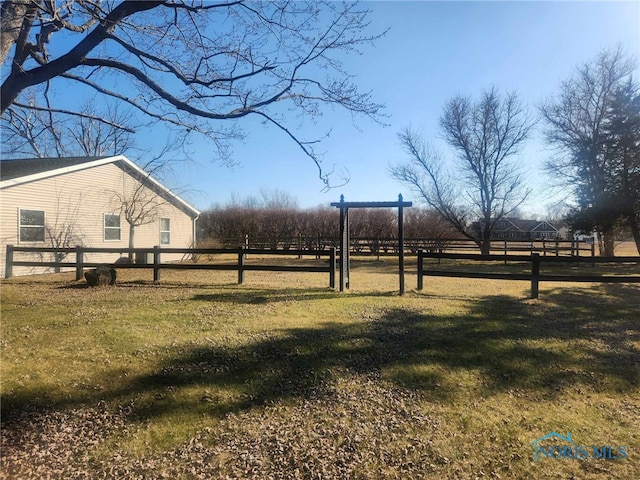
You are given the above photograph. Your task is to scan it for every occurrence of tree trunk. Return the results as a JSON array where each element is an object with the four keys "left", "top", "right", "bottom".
[
  {"left": 479, "top": 228, "right": 491, "bottom": 255},
  {"left": 0, "top": 0, "right": 32, "bottom": 65},
  {"left": 601, "top": 228, "right": 616, "bottom": 257},
  {"left": 128, "top": 223, "right": 135, "bottom": 260}
]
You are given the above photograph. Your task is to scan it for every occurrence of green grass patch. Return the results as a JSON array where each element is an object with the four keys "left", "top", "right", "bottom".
[{"left": 1, "top": 263, "right": 639, "bottom": 478}]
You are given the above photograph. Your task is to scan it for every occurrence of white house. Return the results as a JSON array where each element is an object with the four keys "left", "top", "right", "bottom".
[{"left": 0, "top": 155, "right": 200, "bottom": 277}]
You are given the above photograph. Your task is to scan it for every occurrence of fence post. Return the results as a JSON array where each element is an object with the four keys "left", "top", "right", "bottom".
[
  {"left": 531, "top": 252, "right": 540, "bottom": 299},
  {"left": 504, "top": 240, "right": 508, "bottom": 265},
  {"left": 417, "top": 249, "right": 424, "bottom": 290},
  {"left": 329, "top": 247, "right": 336, "bottom": 289},
  {"left": 237, "top": 246, "right": 245, "bottom": 284},
  {"left": 75, "top": 245, "right": 84, "bottom": 281},
  {"left": 153, "top": 245, "right": 161, "bottom": 282},
  {"left": 5, "top": 244, "right": 13, "bottom": 279},
  {"left": 54, "top": 248, "right": 61, "bottom": 273}
]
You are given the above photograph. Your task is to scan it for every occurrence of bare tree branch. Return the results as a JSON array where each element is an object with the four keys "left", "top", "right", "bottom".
[
  {"left": 1, "top": 0, "right": 385, "bottom": 186},
  {"left": 10, "top": 101, "right": 137, "bottom": 132},
  {"left": 540, "top": 46, "right": 639, "bottom": 255}
]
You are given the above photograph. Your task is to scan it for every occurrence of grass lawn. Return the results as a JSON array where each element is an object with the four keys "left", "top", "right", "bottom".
[{"left": 1, "top": 258, "right": 639, "bottom": 479}]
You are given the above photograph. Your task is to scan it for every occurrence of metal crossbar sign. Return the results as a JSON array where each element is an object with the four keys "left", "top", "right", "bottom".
[{"left": 331, "top": 194, "right": 412, "bottom": 294}]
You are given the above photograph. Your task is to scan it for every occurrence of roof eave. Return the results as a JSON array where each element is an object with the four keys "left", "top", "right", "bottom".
[
  {"left": 0, "top": 155, "right": 122, "bottom": 190},
  {"left": 0, "top": 155, "right": 200, "bottom": 219}
]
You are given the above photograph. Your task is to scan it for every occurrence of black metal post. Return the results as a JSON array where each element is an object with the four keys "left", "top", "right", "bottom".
[
  {"left": 338, "top": 195, "right": 349, "bottom": 291},
  {"left": 398, "top": 194, "right": 405, "bottom": 295},
  {"left": 329, "top": 247, "right": 336, "bottom": 289},
  {"left": 417, "top": 249, "right": 424, "bottom": 290},
  {"left": 345, "top": 208, "right": 350, "bottom": 289},
  {"left": 238, "top": 246, "right": 245, "bottom": 284}
]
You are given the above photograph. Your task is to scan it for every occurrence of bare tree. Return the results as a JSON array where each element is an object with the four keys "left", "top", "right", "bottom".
[
  {"left": 404, "top": 207, "right": 461, "bottom": 252},
  {"left": 106, "top": 157, "right": 184, "bottom": 258},
  {"left": 70, "top": 103, "right": 137, "bottom": 157},
  {"left": 391, "top": 88, "right": 534, "bottom": 254},
  {"left": 1, "top": 0, "right": 385, "bottom": 186},
  {"left": 540, "top": 47, "right": 638, "bottom": 255},
  {"left": 259, "top": 189, "right": 299, "bottom": 211},
  {"left": 604, "top": 78, "right": 640, "bottom": 254},
  {"left": 45, "top": 191, "right": 85, "bottom": 272},
  {"left": 1, "top": 95, "right": 137, "bottom": 158}
]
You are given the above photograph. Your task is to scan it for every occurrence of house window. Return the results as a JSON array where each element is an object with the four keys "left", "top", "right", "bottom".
[
  {"left": 160, "top": 218, "right": 171, "bottom": 245},
  {"left": 19, "top": 209, "right": 45, "bottom": 242},
  {"left": 104, "top": 214, "right": 121, "bottom": 241}
]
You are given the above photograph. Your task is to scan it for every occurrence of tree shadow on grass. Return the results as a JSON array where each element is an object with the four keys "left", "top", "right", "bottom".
[
  {"left": 191, "top": 286, "right": 396, "bottom": 305},
  {"left": 2, "top": 284, "right": 638, "bottom": 425}
]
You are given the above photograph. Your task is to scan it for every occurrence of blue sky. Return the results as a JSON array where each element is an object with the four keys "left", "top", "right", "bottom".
[{"left": 107, "top": 2, "right": 640, "bottom": 213}]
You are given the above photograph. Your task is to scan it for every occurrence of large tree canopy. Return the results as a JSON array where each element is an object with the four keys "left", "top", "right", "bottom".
[
  {"left": 540, "top": 47, "right": 639, "bottom": 255},
  {"left": 0, "top": 0, "right": 384, "bottom": 185}
]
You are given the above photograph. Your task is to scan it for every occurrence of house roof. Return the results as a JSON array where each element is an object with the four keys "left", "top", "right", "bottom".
[
  {"left": 0, "top": 155, "right": 200, "bottom": 218},
  {"left": 0, "top": 156, "right": 110, "bottom": 181},
  {"left": 502, "top": 218, "right": 558, "bottom": 232},
  {"left": 472, "top": 218, "right": 560, "bottom": 233}
]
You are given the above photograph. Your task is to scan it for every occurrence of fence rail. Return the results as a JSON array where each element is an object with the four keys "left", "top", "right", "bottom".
[
  {"left": 210, "top": 236, "right": 595, "bottom": 257},
  {"left": 4, "top": 245, "right": 336, "bottom": 288},
  {"left": 416, "top": 250, "right": 640, "bottom": 299}
]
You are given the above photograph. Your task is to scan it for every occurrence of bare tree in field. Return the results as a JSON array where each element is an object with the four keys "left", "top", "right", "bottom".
[
  {"left": 540, "top": 47, "right": 639, "bottom": 255},
  {"left": 604, "top": 79, "right": 640, "bottom": 255},
  {"left": 391, "top": 88, "right": 534, "bottom": 254},
  {"left": 1, "top": 0, "right": 385, "bottom": 187}
]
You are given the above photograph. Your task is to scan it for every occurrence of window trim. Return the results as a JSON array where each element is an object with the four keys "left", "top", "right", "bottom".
[
  {"left": 18, "top": 208, "right": 46, "bottom": 243},
  {"left": 104, "top": 213, "right": 121, "bottom": 242},
  {"left": 160, "top": 217, "right": 171, "bottom": 245}
]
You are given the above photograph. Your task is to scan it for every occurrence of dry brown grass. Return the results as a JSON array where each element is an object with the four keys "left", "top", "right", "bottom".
[
  {"left": 1, "top": 258, "right": 639, "bottom": 479},
  {"left": 615, "top": 241, "right": 639, "bottom": 256}
]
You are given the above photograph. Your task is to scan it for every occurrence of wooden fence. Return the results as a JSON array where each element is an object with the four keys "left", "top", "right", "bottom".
[
  {"left": 4, "top": 245, "right": 337, "bottom": 288},
  {"left": 212, "top": 236, "right": 595, "bottom": 257},
  {"left": 416, "top": 250, "right": 640, "bottom": 299}
]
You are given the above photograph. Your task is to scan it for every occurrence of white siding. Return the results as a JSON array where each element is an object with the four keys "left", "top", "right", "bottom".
[{"left": 1, "top": 162, "right": 197, "bottom": 277}]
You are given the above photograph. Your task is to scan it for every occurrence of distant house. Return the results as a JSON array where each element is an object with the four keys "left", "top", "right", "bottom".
[
  {"left": 1, "top": 155, "right": 200, "bottom": 277},
  {"left": 473, "top": 217, "right": 560, "bottom": 241}
]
